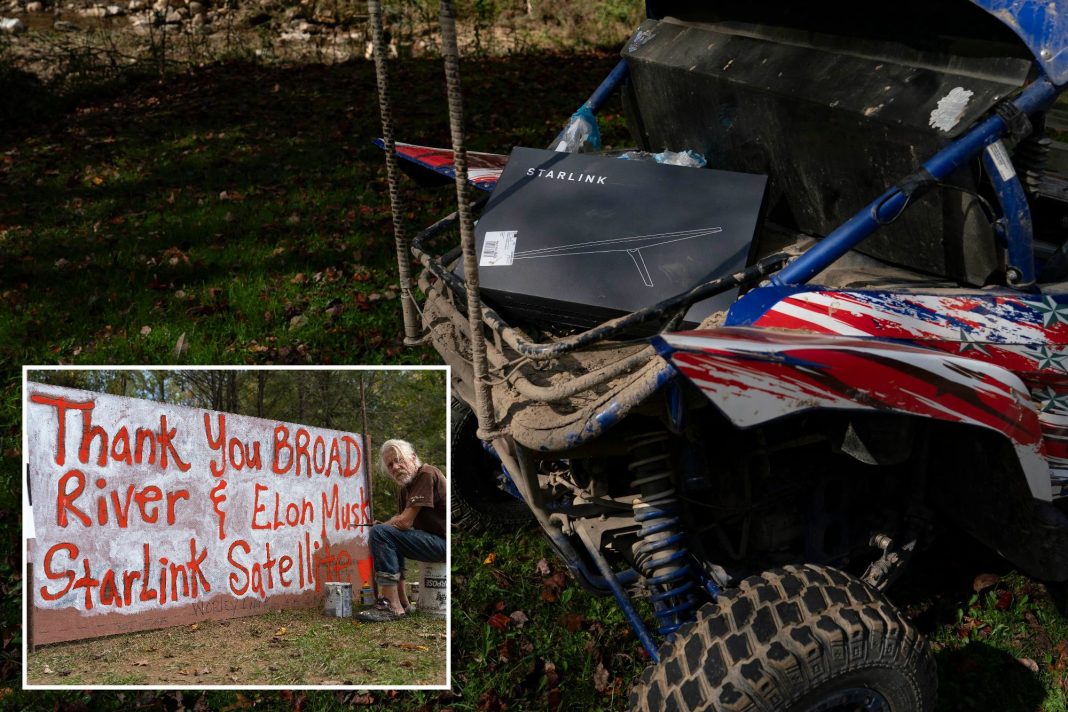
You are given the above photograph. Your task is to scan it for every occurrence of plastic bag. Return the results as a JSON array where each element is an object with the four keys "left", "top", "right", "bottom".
[
  {"left": 618, "top": 149, "right": 707, "bottom": 167},
  {"left": 554, "top": 105, "right": 602, "bottom": 153}
]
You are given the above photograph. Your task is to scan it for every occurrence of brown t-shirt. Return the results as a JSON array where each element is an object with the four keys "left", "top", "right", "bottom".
[{"left": 399, "top": 464, "right": 447, "bottom": 537}]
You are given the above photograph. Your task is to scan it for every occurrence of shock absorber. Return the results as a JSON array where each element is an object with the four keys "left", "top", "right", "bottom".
[{"left": 627, "top": 431, "right": 698, "bottom": 636}]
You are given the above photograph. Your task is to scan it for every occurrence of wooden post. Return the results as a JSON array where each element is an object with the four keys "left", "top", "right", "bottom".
[{"left": 359, "top": 372, "right": 377, "bottom": 601}]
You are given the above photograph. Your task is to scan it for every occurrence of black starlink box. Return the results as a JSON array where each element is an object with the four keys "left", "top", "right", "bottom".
[{"left": 456, "top": 147, "right": 768, "bottom": 330}]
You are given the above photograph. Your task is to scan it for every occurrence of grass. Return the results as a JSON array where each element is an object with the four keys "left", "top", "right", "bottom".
[
  {"left": 25, "top": 607, "right": 447, "bottom": 687},
  {"left": 928, "top": 572, "right": 1068, "bottom": 712},
  {"left": 450, "top": 529, "right": 647, "bottom": 710}
]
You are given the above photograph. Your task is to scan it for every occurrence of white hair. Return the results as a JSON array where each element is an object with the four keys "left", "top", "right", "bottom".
[{"left": 379, "top": 438, "right": 421, "bottom": 471}]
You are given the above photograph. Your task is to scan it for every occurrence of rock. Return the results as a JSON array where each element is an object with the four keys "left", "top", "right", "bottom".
[
  {"left": 163, "top": 7, "right": 179, "bottom": 22},
  {"left": 151, "top": 0, "right": 166, "bottom": 11},
  {"left": 25, "top": 1, "right": 44, "bottom": 12},
  {"left": 0, "top": 16, "right": 24, "bottom": 32},
  {"left": 52, "top": 18, "right": 78, "bottom": 30},
  {"left": 189, "top": 10, "right": 203, "bottom": 25},
  {"left": 126, "top": 0, "right": 142, "bottom": 8},
  {"left": 105, "top": 5, "right": 124, "bottom": 15},
  {"left": 187, "top": 0, "right": 202, "bottom": 14},
  {"left": 244, "top": 10, "right": 269, "bottom": 27},
  {"left": 280, "top": 29, "right": 310, "bottom": 42},
  {"left": 79, "top": 5, "right": 105, "bottom": 16}
]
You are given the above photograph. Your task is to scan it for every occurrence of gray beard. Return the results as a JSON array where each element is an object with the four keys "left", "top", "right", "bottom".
[{"left": 395, "top": 469, "right": 416, "bottom": 486}]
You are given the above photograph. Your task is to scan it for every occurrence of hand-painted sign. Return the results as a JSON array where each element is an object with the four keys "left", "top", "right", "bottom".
[{"left": 26, "top": 383, "right": 372, "bottom": 644}]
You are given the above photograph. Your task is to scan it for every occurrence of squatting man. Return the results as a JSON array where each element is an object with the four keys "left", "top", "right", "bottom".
[{"left": 357, "top": 439, "right": 447, "bottom": 622}]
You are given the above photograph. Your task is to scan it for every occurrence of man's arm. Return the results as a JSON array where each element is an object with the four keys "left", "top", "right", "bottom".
[{"left": 385, "top": 505, "right": 422, "bottom": 531}]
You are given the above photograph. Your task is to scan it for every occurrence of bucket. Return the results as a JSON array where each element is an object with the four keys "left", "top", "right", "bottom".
[
  {"left": 416, "top": 561, "right": 447, "bottom": 617},
  {"left": 323, "top": 582, "right": 352, "bottom": 618}
]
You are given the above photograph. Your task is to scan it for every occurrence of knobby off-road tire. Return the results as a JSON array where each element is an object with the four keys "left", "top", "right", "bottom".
[
  {"left": 450, "top": 398, "right": 532, "bottom": 534},
  {"left": 630, "top": 564, "right": 936, "bottom": 712}
]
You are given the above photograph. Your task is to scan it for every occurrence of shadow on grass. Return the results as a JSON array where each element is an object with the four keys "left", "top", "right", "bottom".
[
  {"left": 0, "top": 54, "right": 624, "bottom": 367},
  {"left": 934, "top": 641, "right": 1046, "bottom": 712}
]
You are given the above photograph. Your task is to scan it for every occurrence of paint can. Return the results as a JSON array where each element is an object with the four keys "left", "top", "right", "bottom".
[
  {"left": 416, "top": 561, "right": 447, "bottom": 617},
  {"left": 324, "top": 582, "right": 352, "bottom": 618}
]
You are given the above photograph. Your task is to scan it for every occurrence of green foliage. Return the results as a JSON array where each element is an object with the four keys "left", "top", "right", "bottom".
[
  {"left": 450, "top": 528, "right": 647, "bottom": 710},
  {"left": 929, "top": 572, "right": 1068, "bottom": 712},
  {"left": 595, "top": 0, "right": 644, "bottom": 28}
]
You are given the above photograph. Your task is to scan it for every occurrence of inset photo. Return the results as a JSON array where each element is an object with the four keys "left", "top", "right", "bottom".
[{"left": 23, "top": 366, "right": 448, "bottom": 689}]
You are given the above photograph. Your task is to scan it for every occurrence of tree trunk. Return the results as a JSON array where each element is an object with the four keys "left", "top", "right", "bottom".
[{"left": 256, "top": 372, "right": 266, "bottom": 417}]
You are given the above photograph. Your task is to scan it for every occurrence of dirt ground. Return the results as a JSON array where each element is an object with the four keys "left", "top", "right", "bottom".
[{"left": 25, "top": 606, "right": 447, "bottom": 687}]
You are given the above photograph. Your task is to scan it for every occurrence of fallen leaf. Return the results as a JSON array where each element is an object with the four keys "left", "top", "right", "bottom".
[
  {"left": 140, "top": 325, "right": 152, "bottom": 336},
  {"left": 280, "top": 690, "right": 306, "bottom": 711},
  {"left": 995, "top": 590, "right": 1013, "bottom": 610},
  {"left": 222, "top": 693, "right": 254, "bottom": 711},
  {"left": 973, "top": 573, "right": 999, "bottom": 592},
  {"left": 173, "top": 332, "right": 187, "bottom": 357},
  {"left": 509, "top": 610, "right": 529, "bottom": 629},
  {"left": 133, "top": 659, "right": 149, "bottom": 667},
  {"left": 536, "top": 559, "right": 550, "bottom": 576},
  {"left": 42, "top": 665, "right": 54, "bottom": 674},
  {"left": 476, "top": 690, "right": 504, "bottom": 712},
  {"left": 346, "top": 693, "right": 375, "bottom": 705},
  {"left": 1054, "top": 640, "right": 1068, "bottom": 671},
  {"left": 593, "top": 662, "right": 611, "bottom": 693},
  {"left": 541, "top": 571, "right": 568, "bottom": 603},
  {"left": 560, "top": 612, "right": 585, "bottom": 632},
  {"left": 394, "top": 643, "right": 428, "bottom": 651},
  {"left": 483, "top": 552, "right": 497, "bottom": 565},
  {"left": 291, "top": 273, "right": 307, "bottom": 285},
  {"left": 275, "top": 627, "right": 287, "bottom": 636},
  {"left": 1018, "top": 657, "right": 1039, "bottom": 673},
  {"left": 487, "top": 613, "right": 510, "bottom": 630},
  {"left": 189, "top": 623, "right": 199, "bottom": 631}
]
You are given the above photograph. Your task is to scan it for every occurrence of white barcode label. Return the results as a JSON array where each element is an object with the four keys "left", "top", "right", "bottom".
[
  {"left": 986, "top": 141, "right": 1016, "bottom": 182},
  {"left": 480, "top": 230, "right": 517, "bottom": 266}
]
